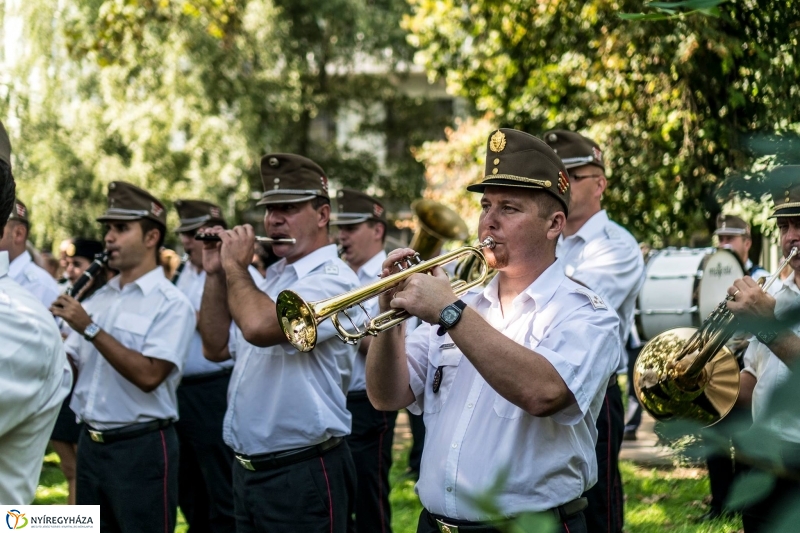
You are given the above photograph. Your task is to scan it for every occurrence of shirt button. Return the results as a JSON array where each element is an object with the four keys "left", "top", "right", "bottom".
[
  {"left": 452, "top": 443, "right": 458, "bottom": 448},
  {"left": 467, "top": 403, "right": 474, "bottom": 409},
  {"left": 446, "top": 486, "right": 453, "bottom": 492}
]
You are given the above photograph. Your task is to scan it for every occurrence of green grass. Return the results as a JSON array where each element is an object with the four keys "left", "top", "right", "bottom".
[{"left": 36, "top": 443, "right": 742, "bottom": 533}]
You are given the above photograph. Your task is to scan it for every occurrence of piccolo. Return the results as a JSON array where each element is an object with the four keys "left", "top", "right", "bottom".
[{"left": 194, "top": 233, "right": 296, "bottom": 245}]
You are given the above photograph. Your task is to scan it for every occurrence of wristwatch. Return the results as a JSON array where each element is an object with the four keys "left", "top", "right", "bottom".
[
  {"left": 756, "top": 329, "right": 779, "bottom": 345},
  {"left": 83, "top": 322, "right": 101, "bottom": 341},
  {"left": 437, "top": 299, "right": 467, "bottom": 336}
]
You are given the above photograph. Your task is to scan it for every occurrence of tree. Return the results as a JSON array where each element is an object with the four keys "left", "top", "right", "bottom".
[{"left": 405, "top": 0, "right": 800, "bottom": 246}]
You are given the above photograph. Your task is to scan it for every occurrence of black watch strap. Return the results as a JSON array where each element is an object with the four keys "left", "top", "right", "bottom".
[{"left": 437, "top": 299, "right": 467, "bottom": 336}]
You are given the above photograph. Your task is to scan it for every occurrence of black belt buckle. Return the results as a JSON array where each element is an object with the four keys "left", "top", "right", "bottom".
[{"left": 435, "top": 520, "right": 459, "bottom": 533}]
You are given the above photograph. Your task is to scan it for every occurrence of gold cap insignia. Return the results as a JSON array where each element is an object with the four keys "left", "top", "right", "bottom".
[
  {"left": 558, "top": 171, "right": 569, "bottom": 194},
  {"left": 66, "top": 243, "right": 77, "bottom": 257},
  {"left": 489, "top": 130, "right": 506, "bottom": 153}
]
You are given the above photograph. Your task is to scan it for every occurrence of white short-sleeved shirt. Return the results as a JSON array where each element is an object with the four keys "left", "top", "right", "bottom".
[
  {"left": 742, "top": 271, "right": 800, "bottom": 443},
  {"left": 406, "top": 259, "right": 620, "bottom": 519},
  {"left": 744, "top": 259, "right": 770, "bottom": 282},
  {"left": 556, "top": 210, "right": 644, "bottom": 374},
  {"left": 8, "top": 252, "right": 60, "bottom": 309},
  {"left": 64, "top": 267, "right": 196, "bottom": 430},
  {"left": 224, "top": 244, "right": 361, "bottom": 455},
  {"left": 0, "top": 251, "right": 72, "bottom": 503},
  {"left": 175, "top": 265, "right": 233, "bottom": 377},
  {"left": 348, "top": 250, "right": 386, "bottom": 393}
]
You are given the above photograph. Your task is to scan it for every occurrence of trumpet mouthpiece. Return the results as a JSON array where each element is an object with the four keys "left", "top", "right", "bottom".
[{"left": 481, "top": 236, "right": 496, "bottom": 249}]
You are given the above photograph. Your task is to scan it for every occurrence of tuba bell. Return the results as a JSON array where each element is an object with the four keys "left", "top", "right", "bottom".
[
  {"left": 634, "top": 247, "right": 798, "bottom": 426},
  {"left": 408, "top": 199, "right": 469, "bottom": 260}
]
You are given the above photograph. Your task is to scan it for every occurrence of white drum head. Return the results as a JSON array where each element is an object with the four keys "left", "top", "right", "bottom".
[{"left": 697, "top": 249, "right": 744, "bottom": 320}]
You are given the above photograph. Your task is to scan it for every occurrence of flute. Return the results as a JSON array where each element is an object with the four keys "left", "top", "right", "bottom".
[{"left": 194, "top": 233, "right": 296, "bottom": 245}]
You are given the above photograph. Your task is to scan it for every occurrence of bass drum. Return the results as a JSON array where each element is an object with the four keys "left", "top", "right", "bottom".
[{"left": 638, "top": 248, "right": 744, "bottom": 340}]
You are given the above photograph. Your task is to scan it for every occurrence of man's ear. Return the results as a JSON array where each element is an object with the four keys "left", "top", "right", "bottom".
[
  {"left": 317, "top": 203, "right": 331, "bottom": 228},
  {"left": 548, "top": 211, "right": 566, "bottom": 241},
  {"left": 143, "top": 227, "right": 161, "bottom": 250},
  {"left": 595, "top": 175, "right": 608, "bottom": 197},
  {"left": 13, "top": 223, "right": 27, "bottom": 245}
]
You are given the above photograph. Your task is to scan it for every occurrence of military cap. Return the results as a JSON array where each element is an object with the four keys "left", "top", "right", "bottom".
[
  {"left": 174, "top": 199, "right": 227, "bottom": 233},
  {"left": 542, "top": 129, "right": 605, "bottom": 172},
  {"left": 8, "top": 199, "right": 28, "bottom": 224},
  {"left": 769, "top": 166, "right": 800, "bottom": 218},
  {"left": 257, "top": 153, "right": 330, "bottom": 206},
  {"left": 330, "top": 189, "right": 387, "bottom": 226},
  {"left": 0, "top": 120, "right": 11, "bottom": 171},
  {"left": 96, "top": 181, "right": 167, "bottom": 227},
  {"left": 66, "top": 238, "right": 104, "bottom": 261},
  {"left": 714, "top": 214, "right": 750, "bottom": 236},
  {"left": 466, "top": 128, "right": 571, "bottom": 215}
]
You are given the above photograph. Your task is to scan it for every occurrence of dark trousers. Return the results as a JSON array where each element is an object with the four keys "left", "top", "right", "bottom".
[
  {"left": 232, "top": 439, "right": 357, "bottom": 533},
  {"left": 346, "top": 391, "right": 398, "bottom": 533},
  {"left": 76, "top": 425, "right": 179, "bottom": 533},
  {"left": 407, "top": 409, "right": 426, "bottom": 474},
  {"left": 415, "top": 508, "right": 587, "bottom": 533},
  {"left": 703, "top": 404, "right": 751, "bottom": 515},
  {"left": 741, "top": 440, "right": 800, "bottom": 533},
  {"left": 625, "top": 344, "right": 643, "bottom": 432},
  {"left": 176, "top": 372, "right": 236, "bottom": 533},
  {"left": 583, "top": 380, "right": 624, "bottom": 533}
]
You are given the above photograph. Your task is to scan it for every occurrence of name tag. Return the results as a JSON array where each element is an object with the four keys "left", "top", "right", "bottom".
[
  {"left": 439, "top": 343, "right": 456, "bottom": 350},
  {"left": 325, "top": 265, "right": 339, "bottom": 275}
]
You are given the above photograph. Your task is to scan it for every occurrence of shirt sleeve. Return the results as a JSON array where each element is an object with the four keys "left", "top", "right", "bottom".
[
  {"left": 742, "top": 339, "right": 762, "bottom": 378},
  {"left": 405, "top": 322, "right": 434, "bottom": 415},
  {"left": 139, "top": 293, "right": 196, "bottom": 371},
  {"left": 531, "top": 294, "right": 621, "bottom": 425},
  {"left": 567, "top": 236, "right": 644, "bottom": 311}
]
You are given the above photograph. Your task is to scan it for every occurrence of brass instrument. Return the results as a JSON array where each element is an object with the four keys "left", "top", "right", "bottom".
[
  {"left": 408, "top": 199, "right": 469, "bottom": 260},
  {"left": 634, "top": 247, "right": 798, "bottom": 426},
  {"left": 195, "top": 233, "right": 296, "bottom": 245},
  {"left": 277, "top": 237, "right": 496, "bottom": 352}
]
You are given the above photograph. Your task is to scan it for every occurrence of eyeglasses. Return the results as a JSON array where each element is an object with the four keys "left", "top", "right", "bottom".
[{"left": 568, "top": 172, "right": 603, "bottom": 181}]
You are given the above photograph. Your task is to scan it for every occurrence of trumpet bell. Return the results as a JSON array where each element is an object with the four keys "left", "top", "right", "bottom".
[
  {"left": 276, "top": 290, "right": 318, "bottom": 352},
  {"left": 633, "top": 327, "right": 740, "bottom": 426}
]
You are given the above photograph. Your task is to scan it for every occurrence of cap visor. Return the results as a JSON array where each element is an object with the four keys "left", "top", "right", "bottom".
[
  {"left": 330, "top": 214, "right": 371, "bottom": 226},
  {"left": 96, "top": 213, "right": 145, "bottom": 223},
  {"left": 174, "top": 221, "right": 208, "bottom": 233},
  {"left": 772, "top": 207, "right": 800, "bottom": 218},
  {"left": 256, "top": 193, "right": 319, "bottom": 206}
]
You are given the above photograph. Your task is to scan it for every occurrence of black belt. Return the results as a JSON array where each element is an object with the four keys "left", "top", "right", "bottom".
[
  {"left": 85, "top": 419, "right": 172, "bottom": 444},
  {"left": 347, "top": 390, "right": 368, "bottom": 400},
  {"left": 608, "top": 375, "right": 619, "bottom": 389},
  {"left": 235, "top": 436, "right": 343, "bottom": 472},
  {"left": 180, "top": 368, "right": 232, "bottom": 386},
  {"left": 425, "top": 497, "right": 587, "bottom": 532}
]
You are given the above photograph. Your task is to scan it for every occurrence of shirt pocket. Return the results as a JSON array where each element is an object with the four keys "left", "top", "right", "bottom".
[
  {"left": 112, "top": 312, "right": 155, "bottom": 353},
  {"left": 423, "top": 347, "right": 463, "bottom": 414}
]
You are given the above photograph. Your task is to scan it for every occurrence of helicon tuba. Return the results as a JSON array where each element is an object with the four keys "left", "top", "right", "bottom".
[
  {"left": 633, "top": 247, "right": 798, "bottom": 426},
  {"left": 408, "top": 199, "right": 470, "bottom": 260}
]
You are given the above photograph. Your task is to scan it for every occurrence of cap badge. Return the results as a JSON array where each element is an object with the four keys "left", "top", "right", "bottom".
[
  {"left": 320, "top": 175, "right": 329, "bottom": 192},
  {"left": 269, "top": 157, "right": 279, "bottom": 167},
  {"left": 592, "top": 146, "right": 603, "bottom": 163},
  {"left": 210, "top": 207, "right": 221, "bottom": 218},
  {"left": 547, "top": 133, "right": 558, "bottom": 143},
  {"left": 489, "top": 130, "right": 506, "bottom": 153},
  {"left": 15, "top": 203, "right": 26, "bottom": 218},
  {"left": 66, "top": 243, "right": 76, "bottom": 257},
  {"left": 558, "top": 171, "right": 569, "bottom": 195},
  {"left": 373, "top": 203, "right": 384, "bottom": 217},
  {"left": 151, "top": 202, "right": 164, "bottom": 217}
]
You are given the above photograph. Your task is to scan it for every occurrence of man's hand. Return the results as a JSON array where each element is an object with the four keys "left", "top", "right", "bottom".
[
  {"left": 201, "top": 225, "right": 225, "bottom": 275},
  {"left": 726, "top": 276, "right": 777, "bottom": 333},
  {"left": 51, "top": 294, "right": 93, "bottom": 334},
  {"left": 219, "top": 225, "right": 256, "bottom": 273},
  {"left": 391, "top": 266, "right": 456, "bottom": 324}
]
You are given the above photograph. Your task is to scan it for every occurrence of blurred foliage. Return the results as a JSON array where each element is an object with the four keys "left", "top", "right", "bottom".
[
  {"left": 405, "top": 0, "right": 800, "bottom": 247},
  {"left": 1, "top": 0, "right": 451, "bottom": 249}
]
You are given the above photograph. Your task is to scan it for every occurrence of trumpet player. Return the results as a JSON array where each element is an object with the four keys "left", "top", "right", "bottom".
[
  {"left": 544, "top": 130, "right": 645, "bottom": 533},
  {"left": 332, "top": 189, "right": 397, "bottom": 533},
  {"left": 727, "top": 172, "right": 800, "bottom": 533},
  {"left": 0, "top": 120, "right": 71, "bottom": 504},
  {"left": 366, "top": 129, "right": 621, "bottom": 533},
  {"left": 199, "top": 154, "right": 360, "bottom": 533},
  {"left": 172, "top": 199, "right": 236, "bottom": 533},
  {"left": 51, "top": 182, "right": 195, "bottom": 533}
]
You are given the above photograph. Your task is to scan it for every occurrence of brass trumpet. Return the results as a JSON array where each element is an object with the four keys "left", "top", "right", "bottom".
[
  {"left": 277, "top": 237, "right": 496, "bottom": 352},
  {"left": 194, "top": 233, "right": 296, "bottom": 245},
  {"left": 634, "top": 247, "right": 798, "bottom": 426}
]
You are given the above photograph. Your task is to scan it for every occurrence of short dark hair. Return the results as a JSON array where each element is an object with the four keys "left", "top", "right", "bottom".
[
  {"left": 0, "top": 160, "right": 14, "bottom": 236},
  {"left": 311, "top": 196, "right": 331, "bottom": 229},
  {"left": 138, "top": 218, "right": 166, "bottom": 265},
  {"left": 532, "top": 191, "right": 564, "bottom": 220}
]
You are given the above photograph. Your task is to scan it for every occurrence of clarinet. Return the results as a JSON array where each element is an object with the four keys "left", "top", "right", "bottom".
[
  {"left": 67, "top": 252, "right": 109, "bottom": 301},
  {"left": 171, "top": 254, "right": 189, "bottom": 285}
]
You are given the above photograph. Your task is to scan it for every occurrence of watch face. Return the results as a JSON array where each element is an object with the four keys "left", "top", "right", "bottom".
[{"left": 442, "top": 306, "right": 460, "bottom": 325}]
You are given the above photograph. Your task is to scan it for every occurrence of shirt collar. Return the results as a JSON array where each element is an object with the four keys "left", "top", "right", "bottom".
[
  {"left": 481, "top": 258, "right": 565, "bottom": 310},
  {"left": 107, "top": 266, "right": 166, "bottom": 295},
  {"left": 285, "top": 244, "right": 340, "bottom": 279},
  {"left": 8, "top": 251, "right": 32, "bottom": 279},
  {"left": 779, "top": 270, "right": 800, "bottom": 295},
  {"left": 562, "top": 210, "right": 609, "bottom": 244},
  {"left": 745, "top": 258, "right": 754, "bottom": 271},
  {"left": 358, "top": 250, "right": 386, "bottom": 280},
  {"left": 0, "top": 251, "right": 8, "bottom": 278}
]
